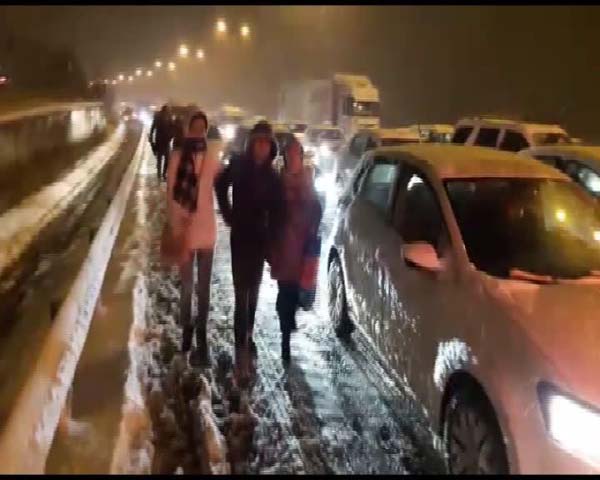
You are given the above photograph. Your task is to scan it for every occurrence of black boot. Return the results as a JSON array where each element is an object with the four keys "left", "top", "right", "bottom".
[
  {"left": 249, "top": 337, "right": 258, "bottom": 358},
  {"left": 281, "top": 331, "right": 291, "bottom": 365},
  {"left": 191, "top": 326, "right": 209, "bottom": 367},
  {"left": 181, "top": 325, "right": 193, "bottom": 353}
]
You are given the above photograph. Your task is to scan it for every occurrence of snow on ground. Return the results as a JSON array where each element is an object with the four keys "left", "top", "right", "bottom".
[
  {"left": 0, "top": 125, "right": 125, "bottom": 276},
  {"left": 131, "top": 164, "right": 446, "bottom": 474}
]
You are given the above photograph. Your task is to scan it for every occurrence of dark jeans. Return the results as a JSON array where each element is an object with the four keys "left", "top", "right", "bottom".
[
  {"left": 155, "top": 144, "right": 170, "bottom": 180},
  {"left": 276, "top": 282, "right": 300, "bottom": 336},
  {"left": 180, "top": 248, "right": 214, "bottom": 356},
  {"left": 231, "top": 237, "right": 265, "bottom": 354}
]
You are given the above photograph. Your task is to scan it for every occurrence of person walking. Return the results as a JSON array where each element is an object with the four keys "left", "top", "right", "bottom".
[
  {"left": 166, "top": 111, "right": 221, "bottom": 366},
  {"left": 215, "top": 121, "right": 285, "bottom": 382},
  {"left": 149, "top": 104, "right": 174, "bottom": 181},
  {"left": 269, "top": 137, "right": 322, "bottom": 364}
]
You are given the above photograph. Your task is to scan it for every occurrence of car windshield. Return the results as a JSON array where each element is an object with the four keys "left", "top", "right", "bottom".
[
  {"left": 352, "top": 101, "right": 380, "bottom": 116},
  {"left": 445, "top": 178, "right": 600, "bottom": 279},
  {"left": 320, "top": 129, "right": 343, "bottom": 141},
  {"left": 381, "top": 138, "right": 419, "bottom": 146},
  {"left": 533, "top": 132, "right": 572, "bottom": 145}
]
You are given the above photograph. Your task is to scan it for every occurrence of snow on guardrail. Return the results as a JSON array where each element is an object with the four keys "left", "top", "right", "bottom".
[
  {"left": 0, "top": 124, "right": 125, "bottom": 278},
  {"left": 0, "top": 101, "right": 103, "bottom": 125},
  {"left": 0, "top": 128, "right": 146, "bottom": 474}
]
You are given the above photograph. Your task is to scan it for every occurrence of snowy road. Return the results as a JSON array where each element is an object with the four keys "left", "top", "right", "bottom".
[{"left": 141, "top": 165, "right": 446, "bottom": 474}]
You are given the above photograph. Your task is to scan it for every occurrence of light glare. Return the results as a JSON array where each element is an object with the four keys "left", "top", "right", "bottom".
[{"left": 548, "top": 394, "right": 600, "bottom": 466}]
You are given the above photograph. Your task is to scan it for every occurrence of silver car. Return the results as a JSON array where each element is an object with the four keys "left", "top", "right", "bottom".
[{"left": 328, "top": 144, "right": 600, "bottom": 474}]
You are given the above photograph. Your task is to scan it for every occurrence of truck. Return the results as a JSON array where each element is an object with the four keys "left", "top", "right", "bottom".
[{"left": 278, "top": 73, "right": 380, "bottom": 139}]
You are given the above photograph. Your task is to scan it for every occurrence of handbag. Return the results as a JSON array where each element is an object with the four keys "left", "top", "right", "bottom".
[{"left": 298, "top": 233, "right": 321, "bottom": 311}]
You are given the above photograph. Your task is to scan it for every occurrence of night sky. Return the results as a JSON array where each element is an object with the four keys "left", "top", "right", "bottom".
[{"left": 2, "top": 5, "right": 600, "bottom": 139}]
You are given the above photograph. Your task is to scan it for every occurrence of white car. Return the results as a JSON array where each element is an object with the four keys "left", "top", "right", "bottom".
[
  {"left": 336, "top": 127, "right": 421, "bottom": 187},
  {"left": 410, "top": 124, "right": 455, "bottom": 143},
  {"left": 520, "top": 145, "right": 600, "bottom": 198},
  {"left": 452, "top": 117, "right": 572, "bottom": 152},
  {"left": 329, "top": 143, "right": 600, "bottom": 474}
]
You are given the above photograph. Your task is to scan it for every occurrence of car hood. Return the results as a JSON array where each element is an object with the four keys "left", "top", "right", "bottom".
[{"left": 483, "top": 275, "right": 600, "bottom": 403}]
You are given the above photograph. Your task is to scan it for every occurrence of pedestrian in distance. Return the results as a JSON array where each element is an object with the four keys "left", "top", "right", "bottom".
[
  {"left": 269, "top": 137, "right": 322, "bottom": 364},
  {"left": 165, "top": 111, "right": 221, "bottom": 367},
  {"left": 215, "top": 121, "right": 285, "bottom": 383},
  {"left": 149, "top": 104, "right": 174, "bottom": 181}
]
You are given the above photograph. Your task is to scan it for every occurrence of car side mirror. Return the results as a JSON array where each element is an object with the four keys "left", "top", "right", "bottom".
[{"left": 403, "top": 242, "right": 442, "bottom": 272}]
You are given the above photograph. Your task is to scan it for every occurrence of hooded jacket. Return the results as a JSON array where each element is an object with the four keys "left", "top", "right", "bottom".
[{"left": 215, "top": 123, "right": 285, "bottom": 249}]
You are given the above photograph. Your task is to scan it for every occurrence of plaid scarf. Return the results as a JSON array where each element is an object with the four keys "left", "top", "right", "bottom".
[{"left": 173, "top": 137, "right": 207, "bottom": 213}]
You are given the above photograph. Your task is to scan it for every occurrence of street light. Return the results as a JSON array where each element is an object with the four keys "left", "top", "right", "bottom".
[
  {"left": 196, "top": 48, "right": 205, "bottom": 60},
  {"left": 179, "top": 44, "right": 189, "bottom": 58},
  {"left": 146, "top": 70, "right": 153, "bottom": 77},
  {"left": 240, "top": 24, "right": 250, "bottom": 38},
  {"left": 216, "top": 18, "right": 227, "bottom": 34},
  {"left": 155, "top": 60, "right": 162, "bottom": 69},
  {"left": 135, "top": 68, "right": 143, "bottom": 77},
  {"left": 168, "top": 61, "right": 176, "bottom": 72}
]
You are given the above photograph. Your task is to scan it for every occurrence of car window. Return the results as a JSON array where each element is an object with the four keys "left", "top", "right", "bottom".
[
  {"left": 360, "top": 160, "right": 399, "bottom": 213},
  {"left": 394, "top": 169, "right": 448, "bottom": 255},
  {"left": 474, "top": 128, "right": 501, "bottom": 148},
  {"left": 365, "top": 135, "right": 378, "bottom": 150},
  {"left": 568, "top": 161, "right": 600, "bottom": 196},
  {"left": 349, "top": 134, "right": 365, "bottom": 156},
  {"left": 352, "top": 158, "right": 371, "bottom": 194},
  {"left": 451, "top": 126, "right": 473, "bottom": 144},
  {"left": 499, "top": 130, "right": 529, "bottom": 152}
]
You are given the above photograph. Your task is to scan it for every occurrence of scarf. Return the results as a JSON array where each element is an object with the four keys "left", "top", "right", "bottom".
[{"left": 173, "top": 137, "right": 207, "bottom": 213}]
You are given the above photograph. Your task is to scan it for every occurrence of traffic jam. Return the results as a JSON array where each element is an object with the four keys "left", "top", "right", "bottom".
[
  {"left": 2, "top": 5, "right": 600, "bottom": 475},
  {"left": 112, "top": 70, "right": 600, "bottom": 474}
]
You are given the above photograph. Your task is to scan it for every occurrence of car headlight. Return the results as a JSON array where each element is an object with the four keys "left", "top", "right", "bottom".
[
  {"left": 319, "top": 144, "right": 331, "bottom": 156},
  {"left": 221, "top": 124, "right": 236, "bottom": 141},
  {"left": 538, "top": 382, "right": 600, "bottom": 466}
]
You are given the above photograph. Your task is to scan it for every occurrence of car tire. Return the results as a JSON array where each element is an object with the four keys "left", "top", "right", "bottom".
[
  {"left": 443, "top": 385, "right": 509, "bottom": 475},
  {"left": 328, "top": 255, "right": 354, "bottom": 339}
]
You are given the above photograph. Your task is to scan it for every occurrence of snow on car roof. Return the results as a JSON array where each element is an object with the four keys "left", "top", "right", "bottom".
[
  {"left": 410, "top": 124, "right": 455, "bottom": 133},
  {"left": 309, "top": 125, "right": 341, "bottom": 131},
  {"left": 378, "top": 128, "right": 421, "bottom": 140},
  {"left": 456, "top": 117, "right": 567, "bottom": 134},
  {"left": 377, "top": 144, "right": 569, "bottom": 180}
]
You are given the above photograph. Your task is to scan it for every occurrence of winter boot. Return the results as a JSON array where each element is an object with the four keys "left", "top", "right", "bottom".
[
  {"left": 249, "top": 337, "right": 258, "bottom": 358},
  {"left": 181, "top": 325, "right": 194, "bottom": 353},
  {"left": 281, "top": 331, "right": 291, "bottom": 365}
]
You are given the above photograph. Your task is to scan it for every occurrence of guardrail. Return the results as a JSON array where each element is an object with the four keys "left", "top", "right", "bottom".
[
  {"left": 0, "top": 101, "right": 103, "bottom": 125},
  {"left": 0, "top": 128, "right": 147, "bottom": 473}
]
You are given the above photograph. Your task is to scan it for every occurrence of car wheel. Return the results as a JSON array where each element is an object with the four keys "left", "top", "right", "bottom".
[
  {"left": 443, "top": 386, "right": 509, "bottom": 475},
  {"left": 328, "top": 255, "right": 354, "bottom": 339}
]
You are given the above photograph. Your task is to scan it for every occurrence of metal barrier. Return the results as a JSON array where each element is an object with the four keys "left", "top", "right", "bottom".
[{"left": 0, "top": 128, "right": 146, "bottom": 473}]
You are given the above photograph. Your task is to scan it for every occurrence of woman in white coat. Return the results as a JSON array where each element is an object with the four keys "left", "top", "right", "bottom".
[{"left": 166, "top": 111, "right": 221, "bottom": 366}]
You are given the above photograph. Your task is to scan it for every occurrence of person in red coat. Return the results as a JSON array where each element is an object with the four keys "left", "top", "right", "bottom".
[{"left": 269, "top": 137, "right": 322, "bottom": 364}]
